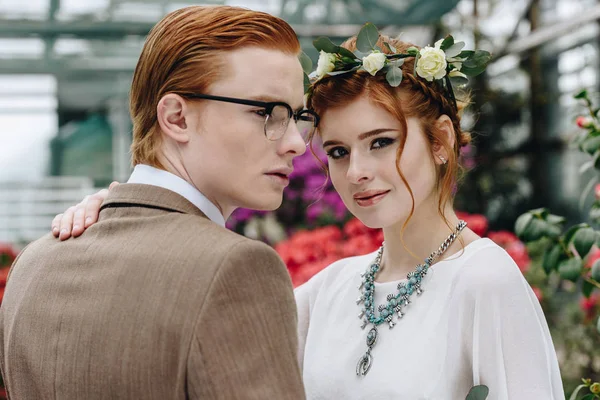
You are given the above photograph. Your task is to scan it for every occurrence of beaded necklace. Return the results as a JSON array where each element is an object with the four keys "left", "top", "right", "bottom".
[{"left": 355, "top": 220, "right": 467, "bottom": 376}]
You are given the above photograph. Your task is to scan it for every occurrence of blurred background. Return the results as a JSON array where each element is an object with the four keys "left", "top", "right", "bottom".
[{"left": 0, "top": 0, "right": 599, "bottom": 396}]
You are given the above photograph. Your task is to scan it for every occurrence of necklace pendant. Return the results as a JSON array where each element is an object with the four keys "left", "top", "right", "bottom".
[
  {"left": 356, "top": 352, "right": 372, "bottom": 376},
  {"left": 388, "top": 318, "right": 396, "bottom": 329}
]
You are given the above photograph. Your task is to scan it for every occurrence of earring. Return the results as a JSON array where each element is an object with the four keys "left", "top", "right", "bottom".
[{"left": 438, "top": 155, "right": 447, "bottom": 164}]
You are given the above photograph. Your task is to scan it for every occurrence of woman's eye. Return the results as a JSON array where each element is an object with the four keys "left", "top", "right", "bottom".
[
  {"left": 326, "top": 147, "right": 348, "bottom": 160},
  {"left": 371, "top": 137, "right": 396, "bottom": 149}
]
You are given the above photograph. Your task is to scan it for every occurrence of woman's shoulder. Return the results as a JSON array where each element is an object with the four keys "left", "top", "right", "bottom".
[{"left": 450, "top": 237, "right": 528, "bottom": 294}]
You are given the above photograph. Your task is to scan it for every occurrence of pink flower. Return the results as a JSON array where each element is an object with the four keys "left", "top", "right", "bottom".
[
  {"left": 576, "top": 116, "right": 594, "bottom": 129},
  {"left": 595, "top": 184, "right": 600, "bottom": 200}
]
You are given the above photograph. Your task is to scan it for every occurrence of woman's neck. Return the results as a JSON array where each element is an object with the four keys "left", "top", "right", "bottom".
[{"left": 376, "top": 201, "right": 465, "bottom": 282}]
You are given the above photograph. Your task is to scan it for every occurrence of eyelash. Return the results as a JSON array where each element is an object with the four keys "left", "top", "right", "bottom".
[{"left": 326, "top": 137, "right": 397, "bottom": 160}]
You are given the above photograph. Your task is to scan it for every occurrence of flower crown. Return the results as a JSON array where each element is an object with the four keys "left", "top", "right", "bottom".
[{"left": 299, "top": 23, "right": 492, "bottom": 109}]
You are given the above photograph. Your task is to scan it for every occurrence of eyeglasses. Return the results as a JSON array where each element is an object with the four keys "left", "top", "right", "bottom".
[{"left": 181, "top": 93, "right": 319, "bottom": 143}]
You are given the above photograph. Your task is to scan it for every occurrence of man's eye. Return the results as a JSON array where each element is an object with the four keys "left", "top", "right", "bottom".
[{"left": 253, "top": 109, "right": 267, "bottom": 117}]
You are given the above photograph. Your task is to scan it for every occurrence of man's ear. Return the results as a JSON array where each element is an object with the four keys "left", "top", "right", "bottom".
[
  {"left": 156, "top": 93, "right": 191, "bottom": 144},
  {"left": 432, "top": 114, "right": 455, "bottom": 165}
]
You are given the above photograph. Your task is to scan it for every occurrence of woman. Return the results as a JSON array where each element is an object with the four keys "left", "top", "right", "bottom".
[{"left": 51, "top": 28, "right": 564, "bottom": 399}]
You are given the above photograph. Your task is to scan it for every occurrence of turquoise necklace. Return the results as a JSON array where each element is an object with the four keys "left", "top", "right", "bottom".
[{"left": 355, "top": 220, "right": 467, "bottom": 376}]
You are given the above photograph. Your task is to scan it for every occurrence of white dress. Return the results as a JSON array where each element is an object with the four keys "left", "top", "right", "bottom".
[{"left": 295, "top": 238, "right": 565, "bottom": 400}]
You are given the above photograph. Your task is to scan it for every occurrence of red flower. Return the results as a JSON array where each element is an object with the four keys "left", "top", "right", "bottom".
[
  {"left": 580, "top": 293, "right": 600, "bottom": 322},
  {"left": 487, "top": 230, "right": 519, "bottom": 247},
  {"left": 456, "top": 212, "right": 489, "bottom": 236}
]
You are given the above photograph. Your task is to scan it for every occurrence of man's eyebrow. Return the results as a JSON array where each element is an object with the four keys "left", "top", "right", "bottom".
[{"left": 248, "top": 95, "right": 303, "bottom": 111}]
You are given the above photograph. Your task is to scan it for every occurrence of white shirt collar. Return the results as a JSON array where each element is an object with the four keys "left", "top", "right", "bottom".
[{"left": 127, "top": 164, "right": 226, "bottom": 227}]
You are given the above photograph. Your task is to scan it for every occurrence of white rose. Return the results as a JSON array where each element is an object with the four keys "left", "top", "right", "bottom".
[
  {"left": 316, "top": 50, "right": 336, "bottom": 78},
  {"left": 362, "top": 51, "right": 387, "bottom": 76},
  {"left": 415, "top": 46, "right": 447, "bottom": 81}
]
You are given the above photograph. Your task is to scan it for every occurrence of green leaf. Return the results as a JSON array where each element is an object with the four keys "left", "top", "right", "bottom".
[
  {"left": 581, "top": 394, "right": 596, "bottom": 400},
  {"left": 299, "top": 52, "right": 313, "bottom": 75},
  {"left": 547, "top": 214, "right": 566, "bottom": 225},
  {"left": 558, "top": 258, "right": 584, "bottom": 282},
  {"left": 582, "top": 136, "right": 600, "bottom": 155},
  {"left": 565, "top": 223, "right": 589, "bottom": 245},
  {"left": 543, "top": 244, "right": 563, "bottom": 275},
  {"left": 592, "top": 259, "right": 600, "bottom": 282},
  {"left": 386, "top": 66, "right": 403, "bottom": 87},
  {"left": 569, "top": 384, "right": 588, "bottom": 400},
  {"left": 354, "top": 50, "right": 368, "bottom": 59},
  {"left": 574, "top": 227, "right": 596, "bottom": 257},
  {"left": 313, "top": 37, "right": 340, "bottom": 53},
  {"left": 458, "top": 50, "right": 475, "bottom": 59},
  {"left": 574, "top": 89, "right": 589, "bottom": 100},
  {"left": 515, "top": 213, "right": 533, "bottom": 239},
  {"left": 544, "top": 223, "right": 562, "bottom": 239},
  {"left": 465, "top": 385, "right": 489, "bottom": 400},
  {"left": 523, "top": 217, "right": 548, "bottom": 242},
  {"left": 356, "top": 22, "right": 380, "bottom": 53},
  {"left": 582, "top": 279, "right": 595, "bottom": 298},
  {"left": 338, "top": 46, "right": 357, "bottom": 60},
  {"left": 406, "top": 46, "right": 419, "bottom": 56},
  {"left": 383, "top": 42, "right": 397, "bottom": 53},
  {"left": 530, "top": 207, "right": 549, "bottom": 218},
  {"left": 460, "top": 50, "right": 492, "bottom": 76},
  {"left": 303, "top": 73, "right": 310, "bottom": 94},
  {"left": 388, "top": 58, "right": 405, "bottom": 68},
  {"left": 304, "top": 73, "right": 310, "bottom": 94},
  {"left": 440, "top": 35, "right": 454, "bottom": 51},
  {"left": 445, "top": 41, "right": 466, "bottom": 58}
]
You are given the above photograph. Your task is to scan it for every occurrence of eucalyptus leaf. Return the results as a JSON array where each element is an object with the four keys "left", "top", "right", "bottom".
[
  {"left": 313, "top": 37, "right": 340, "bottom": 54},
  {"left": 458, "top": 50, "right": 475, "bottom": 59},
  {"left": 303, "top": 73, "right": 310, "bottom": 94},
  {"left": 383, "top": 42, "right": 397, "bottom": 53},
  {"left": 558, "top": 258, "right": 583, "bottom": 282},
  {"left": 582, "top": 278, "right": 595, "bottom": 298},
  {"left": 326, "top": 69, "right": 355, "bottom": 76},
  {"left": 440, "top": 36, "right": 454, "bottom": 51},
  {"left": 354, "top": 50, "right": 368, "bottom": 59},
  {"left": 574, "top": 227, "right": 596, "bottom": 257},
  {"left": 569, "top": 384, "right": 588, "bottom": 400},
  {"left": 543, "top": 243, "right": 563, "bottom": 275},
  {"left": 460, "top": 50, "right": 492, "bottom": 76},
  {"left": 445, "top": 41, "right": 466, "bottom": 58},
  {"left": 338, "top": 46, "right": 357, "bottom": 60},
  {"left": 592, "top": 259, "right": 600, "bottom": 282},
  {"left": 388, "top": 58, "right": 405, "bottom": 68},
  {"left": 356, "top": 22, "right": 380, "bottom": 53},
  {"left": 299, "top": 52, "right": 313, "bottom": 75},
  {"left": 465, "top": 385, "right": 489, "bottom": 400},
  {"left": 386, "top": 66, "right": 403, "bottom": 87}
]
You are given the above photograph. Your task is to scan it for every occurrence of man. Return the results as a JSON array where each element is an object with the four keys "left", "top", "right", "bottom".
[{"left": 0, "top": 6, "right": 317, "bottom": 399}]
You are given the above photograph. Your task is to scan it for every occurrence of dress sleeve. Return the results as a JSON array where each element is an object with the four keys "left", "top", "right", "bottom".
[{"left": 458, "top": 245, "right": 565, "bottom": 400}]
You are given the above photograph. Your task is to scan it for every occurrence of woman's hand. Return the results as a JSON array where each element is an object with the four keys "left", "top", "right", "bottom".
[{"left": 51, "top": 181, "right": 120, "bottom": 240}]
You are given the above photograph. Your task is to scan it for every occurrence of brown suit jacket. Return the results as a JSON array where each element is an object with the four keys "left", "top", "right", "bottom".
[{"left": 0, "top": 184, "right": 305, "bottom": 399}]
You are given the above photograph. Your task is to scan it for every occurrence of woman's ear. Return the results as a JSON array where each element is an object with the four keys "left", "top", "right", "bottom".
[
  {"left": 156, "top": 93, "right": 191, "bottom": 144},
  {"left": 432, "top": 114, "right": 455, "bottom": 165}
]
